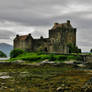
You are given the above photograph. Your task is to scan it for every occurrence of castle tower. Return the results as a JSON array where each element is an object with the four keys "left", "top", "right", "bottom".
[
  {"left": 49, "top": 20, "right": 77, "bottom": 53},
  {"left": 65, "top": 20, "right": 76, "bottom": 46},
  {"left": 14, "top": 33, "right": 33, "bottom": 51},
  {"left": 25, "top": 34, "right": 33, "bottom": 51}
]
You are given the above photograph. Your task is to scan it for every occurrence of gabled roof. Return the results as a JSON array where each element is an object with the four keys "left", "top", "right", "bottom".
[
  {"left": 52, "top": 21, "right": 73, "bottom": 30},
  {"left": 18, "top": 35, "right": 28, "bottom": 40},
  {"left": 16, "top": 34, "right": 49, "bottom": 41},
  {"left": 15, "top": 33, "right": 33, "bottom": 40}
]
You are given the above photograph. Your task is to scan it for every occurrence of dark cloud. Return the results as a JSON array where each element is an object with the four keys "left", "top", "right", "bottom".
[
  {"left": 0, "top": 30, "right": 15, "bottom": 39},
  {"left": 0, "top": 0, "right": 91, "bottom": 51},
  {"left": 0, "top": 0, "right": 91, "bottom": 27}
]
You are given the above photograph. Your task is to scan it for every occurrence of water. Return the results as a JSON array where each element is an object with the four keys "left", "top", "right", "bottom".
[{"left": 0, "top": 57, "right": 9, "bottom": 61}]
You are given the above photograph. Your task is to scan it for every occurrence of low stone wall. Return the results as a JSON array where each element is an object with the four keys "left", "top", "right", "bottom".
[
  {"left": 82, "top": 55, "right": 92, "bottom": 63},
  {"left": 39, "top": 53, "right": 92, "bottom": 63}
]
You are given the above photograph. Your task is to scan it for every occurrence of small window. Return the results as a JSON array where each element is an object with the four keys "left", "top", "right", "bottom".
[{"left": 44, "top": 47, "right": 48, "bottom": 52}]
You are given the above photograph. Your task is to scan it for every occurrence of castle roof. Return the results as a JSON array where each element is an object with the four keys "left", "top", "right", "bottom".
[
  {"left": 16, "top": 34, "right": 33, "bottom": 40},
  {"left": 52, "top": 20, "right": 73, "bottom": 30},
  {"left": 18, "top": 35, "right": 28, "bottom": 40}
]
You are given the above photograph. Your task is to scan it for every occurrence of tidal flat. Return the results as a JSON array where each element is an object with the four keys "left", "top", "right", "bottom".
[{"left": 0, "top": 62, "right": 91, "bottom": 92}]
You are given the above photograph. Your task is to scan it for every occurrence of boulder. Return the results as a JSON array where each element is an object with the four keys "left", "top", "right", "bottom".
[
  {"left": 81, "top": 77, "right": 92, "bottom": 92},
  {"left": 14, "top": 60, "right": 25, "bottom": 63},
  {"left": 41, "top": 59, "right": 55, "bottom": 64},
  {"left": 56, "top": 87, "right": 64, "bottom": 92}
]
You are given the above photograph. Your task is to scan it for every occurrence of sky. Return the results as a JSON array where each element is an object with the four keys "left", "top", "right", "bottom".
[{"left": 0, "top": 0, "right": 92, "bottom": 52}]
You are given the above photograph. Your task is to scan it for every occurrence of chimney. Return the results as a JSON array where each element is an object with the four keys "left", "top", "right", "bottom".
[
  {"left": 16, "top": 34, "right": 19, "bottom": 38},
  {"left": 74, "top": 28, "right": 76, "bottom": 31},
  {"left": 54, "top": 22, "right": 59, "bottom": 26},
  {"left": 40, "top": 36, "right": 43, "bottom": 39},
  {"left": 67, "top": 20, "right": 70, "bottom": 24},
  {"left": 28, "top": 33, "right": 31, "bottom": 36}
]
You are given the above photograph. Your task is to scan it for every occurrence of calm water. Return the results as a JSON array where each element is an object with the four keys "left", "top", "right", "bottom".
[{"left": 0, "top": 57, "right": 9, "bottom": 60}]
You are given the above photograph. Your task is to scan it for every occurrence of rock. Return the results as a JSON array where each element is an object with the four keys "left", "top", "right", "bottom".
[
  {"left": 14, "top": 60, "right": 25, "bottom": 63},
  {"left": 81, "top": 77, "right": 92, "bottom": 92},
  {"left": 41, "top": 59, "right": 55, "bottom": 64},
  {"left": 0, "top": 75, "right": 11, "bottom": 79},
  {"left": 77, "top": 64, "right": 86, "bottom": 68},
  {"left": 64, "top": 60, "right": 75, "bottom": 64},
  {"left": 4, "top": 86, "right": 8, "bottom": 89},
  {"left": 73, "top": 61, "right": 82, "bottom": 64},
  {"left": 56, "top": 87, "right": 64, "bottom": 92}
]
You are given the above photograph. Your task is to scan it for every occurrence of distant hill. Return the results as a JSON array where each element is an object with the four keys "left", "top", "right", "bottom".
[
  {"left": 0, "top": 43, "right": 13, "bottom": 57},
  {"left": 0, "top": 51, "right": 7, "bottom": 57}
]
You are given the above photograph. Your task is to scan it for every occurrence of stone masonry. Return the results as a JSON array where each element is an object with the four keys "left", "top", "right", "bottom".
[{"left": 14, "top": 20, "right": 77, "bottom": 54}]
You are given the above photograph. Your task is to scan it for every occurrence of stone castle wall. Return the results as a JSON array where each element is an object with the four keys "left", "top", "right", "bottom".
[{"left": 14, "top": 20, "right": 77, "bottom": 54}]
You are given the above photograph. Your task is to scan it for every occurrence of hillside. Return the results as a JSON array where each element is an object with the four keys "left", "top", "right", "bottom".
[
  {"left": 0, "top": 43, "right": 13, "bottom": 57},
  {"left": 0, "top": 51, "right": 7, "bottom": 57}
]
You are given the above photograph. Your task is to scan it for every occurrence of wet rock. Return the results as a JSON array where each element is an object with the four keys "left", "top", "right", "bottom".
[
  {"left": 1, "top": 83, "right": 5, "bottom": 85},
  {"left": 56, "top": 87, "right": 64, "bottom": 92},
  {"left": 4, "top": 86, "right": 8, "bottom": 89},
  {"left": 0, "top": 75, "right": 11, "bottom": 79},
  {"left": 14, "top": 60, "right": 25, "bottom": 63},
  {"left": 81, "top": 77, "right": 92, "bottom": 92},
  {"left": 41, "top": 59, "right": 55, "bottom": 64},
  {"left": 56, "top": 83, "right": 72, "bottom": 92}
]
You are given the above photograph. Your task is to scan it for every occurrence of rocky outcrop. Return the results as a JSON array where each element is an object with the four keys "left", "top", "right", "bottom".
[{"left": 81, "top": 77, "right": 92, "bottom": 92}]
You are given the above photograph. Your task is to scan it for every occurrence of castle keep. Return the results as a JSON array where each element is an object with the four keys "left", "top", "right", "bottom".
[{"left": 14, "top": 20, "right": 77, "bottom": 53}]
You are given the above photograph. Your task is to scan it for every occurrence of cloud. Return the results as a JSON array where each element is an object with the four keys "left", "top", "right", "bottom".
[
  {"left": 0, "top": 30, "right": 15, "bottom": 39},
  {"left": 0, "top": 0, "right": 91, "bottom": 52}
]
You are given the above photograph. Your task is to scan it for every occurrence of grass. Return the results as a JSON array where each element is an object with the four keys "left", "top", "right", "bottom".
[{"left": 10, "top": 52, "right": 83, "bottom": 63}]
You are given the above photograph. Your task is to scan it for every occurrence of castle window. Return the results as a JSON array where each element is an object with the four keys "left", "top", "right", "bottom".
[{"left": 44, "top": 47, "right": 48, "bottom": 52}]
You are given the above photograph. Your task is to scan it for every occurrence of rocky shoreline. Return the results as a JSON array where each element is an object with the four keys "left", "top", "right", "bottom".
[{"left": 0, "top": 60, "right": 91, "bottom": 92}]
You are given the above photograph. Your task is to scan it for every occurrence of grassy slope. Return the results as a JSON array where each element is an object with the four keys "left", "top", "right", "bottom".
[{"left": 10, "top": 52, "right": 82, "bottom": 63}]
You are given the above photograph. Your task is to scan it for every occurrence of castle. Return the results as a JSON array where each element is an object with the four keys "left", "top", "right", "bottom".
[{"left": 14, "top": 20, "right": 77, "bottom": 53}]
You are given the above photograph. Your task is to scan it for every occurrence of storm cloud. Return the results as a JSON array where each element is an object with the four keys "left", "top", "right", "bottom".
[{"left": 0, "top": 0, "right": 92, "bottom": 52}]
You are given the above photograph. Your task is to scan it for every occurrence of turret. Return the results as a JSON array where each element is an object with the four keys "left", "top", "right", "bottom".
[
  {"left": 15, "top": 34, "right": 19, "bottom": 39},
  {"left": 28, "top": 33, "right": 31, "bottom": 36},
  {"left": 67, "top": 20, "right": 70, "bottom": 25},
  {"left": 40, "top": 36, "right": 44, "bottom": 39},
  {"left": 74, "top": 28, "right": 76, "bottom": 32},
  {"left": 54, "top": 23, "right": 59, "bottom": 26},
  {"left": 27, "top": 33, "right": 33, "bottom": 40}
]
